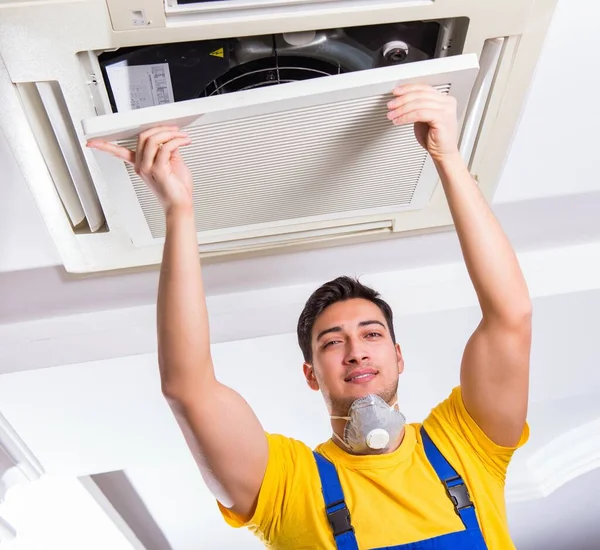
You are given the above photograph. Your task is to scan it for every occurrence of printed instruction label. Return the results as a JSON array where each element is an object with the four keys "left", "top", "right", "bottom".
[{"left": 106, "top": 62, "right": 175, "bottom": 112}]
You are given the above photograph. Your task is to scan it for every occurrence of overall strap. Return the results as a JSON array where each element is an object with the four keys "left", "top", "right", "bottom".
[
  {"left": 420, "top": 427, "right": 487, "bottom": 549},
  {"left": 313, "top": 452, "right": 359, "bottom": 550}
]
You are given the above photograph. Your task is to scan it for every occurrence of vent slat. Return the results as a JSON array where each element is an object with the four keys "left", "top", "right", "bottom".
[
  {"left": 117, "top": 86, "right": 449, "bottom": 147},
  {"left": 120, "top": 85, "right": 449, "bottom": 238}
]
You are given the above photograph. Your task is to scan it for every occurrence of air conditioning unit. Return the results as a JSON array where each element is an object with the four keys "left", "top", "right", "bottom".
[{"left": 0, "top": 0, "right": 557, "bottom": 273}]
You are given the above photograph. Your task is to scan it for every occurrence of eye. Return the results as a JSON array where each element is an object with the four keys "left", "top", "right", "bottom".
[
  {"left": 366, "top": 332, "right": 382, "bottom": 339},
  {"left": 323, "top": 340, "right": 340, "bottom": 349}
]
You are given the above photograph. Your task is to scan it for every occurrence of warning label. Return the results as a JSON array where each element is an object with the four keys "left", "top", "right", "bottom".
[{"left": 209, "top": 47, "right": 224, "bottom": 58}]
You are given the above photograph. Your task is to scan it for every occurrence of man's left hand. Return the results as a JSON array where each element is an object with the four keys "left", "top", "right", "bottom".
[{"left": 387, "top": 84, "right": 459, "bottom": 163}]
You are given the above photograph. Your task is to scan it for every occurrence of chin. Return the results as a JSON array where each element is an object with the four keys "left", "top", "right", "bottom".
[
  {"left": 330, "top": 376, "right": 397, "bottom": 413},
  {"left": 344, "top": 377, "right": 397, "bottom": 402},
  {"left": 344, "top": 380, "right": 382, "bottom": 398}
]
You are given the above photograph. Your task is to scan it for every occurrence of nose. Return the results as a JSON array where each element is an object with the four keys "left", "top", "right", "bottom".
[{"left": 344, "top": 338, "right": 370, "bottom": 365}]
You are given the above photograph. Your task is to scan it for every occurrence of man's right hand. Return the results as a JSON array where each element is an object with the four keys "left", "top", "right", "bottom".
[{"left": 87, "top": 126, "right": 194, "bottom": 215}]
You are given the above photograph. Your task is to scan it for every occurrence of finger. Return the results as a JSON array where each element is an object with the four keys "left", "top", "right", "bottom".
[
  {"left": 387, "top": 100, "right": 443, "bottom": 123},
  {"left": 86, "top": 140, "right": 135, "bottom": 165},
  {"left": 153, "top": 137, "right": 193, "bottom": 174},
  {"left": 392, "top": 83, "right": 441, "bottom": 96},
  {"left": 139, "top": 130, "right": 189, "bottom": 177},
  {"left": 135, "top": 125, "right": 180, "bottom": 174},
  {"left": 389, "top": 108, "right": 442, "bottom": 126},
  {"left": 387, "top": 90, "right": 445, "bottom": 111}
]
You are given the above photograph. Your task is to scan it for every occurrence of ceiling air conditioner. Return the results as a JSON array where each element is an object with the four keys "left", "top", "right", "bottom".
[{"left": 0, "top": 0, "right": 557, "bottom": 273}]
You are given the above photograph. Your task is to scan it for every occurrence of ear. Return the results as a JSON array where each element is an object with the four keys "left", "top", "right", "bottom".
[
  {"left": 395, "top": 343, "right": 405, "bottom": 376},
  {"left": 303, "top": 362, "right": 320, "bottom": 391}
]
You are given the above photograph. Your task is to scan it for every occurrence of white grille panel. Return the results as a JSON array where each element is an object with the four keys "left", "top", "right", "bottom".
[{"left": 120, "top": 84, "right": 450, "bottom": 239}]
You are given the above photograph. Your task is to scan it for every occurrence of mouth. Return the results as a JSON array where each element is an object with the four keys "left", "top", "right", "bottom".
[{"left": 345, "top": 369, "right": 378, "bottom": 384}]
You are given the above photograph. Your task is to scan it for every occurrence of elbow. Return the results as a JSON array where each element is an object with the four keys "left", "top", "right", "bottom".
[
  {"left": 515, "top": 299, "right": 533, "bottom": 329},
  {"left": 508, "top": 297, "right": 532, "bottom": 323},
  {"left": 161, "top": 382, "right": 198, "bottom": 418},
  {"left": 161, "top": 381, "right": 189, "bottom": 413},
  {"left": 485, "top": 299, "right": 532, "bottom": 333},
  {"left": 161, "top": 380, "right": 183, "bottom": 402},
  {"left": 505, "top": 305, "right": 532, "bottom": 334},
  {"left": 159, "top": 366, "right": 217, "bottom": 404},
  {"left": 159, "top": 366, "right": 191, "bottom": 402},
  {"left": 161, "top": 377, "right": 198, "bottom": 404}
]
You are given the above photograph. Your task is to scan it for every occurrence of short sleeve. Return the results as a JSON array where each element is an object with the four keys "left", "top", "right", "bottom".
[
  {"left": 217, "top": 433, "right": 309, "bottom": 541},
  {"left": 423, "top": 386, "right": 529, "bottom": 483}
]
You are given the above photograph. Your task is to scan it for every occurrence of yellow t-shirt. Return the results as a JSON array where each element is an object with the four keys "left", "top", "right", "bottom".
[{"left": 219, "top": 387, "right": 528, "bottom": 549}]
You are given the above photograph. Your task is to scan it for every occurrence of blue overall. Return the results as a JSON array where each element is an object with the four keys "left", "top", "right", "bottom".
[{"left": 313, "top": 427, "right": 488, "bottom": 549}]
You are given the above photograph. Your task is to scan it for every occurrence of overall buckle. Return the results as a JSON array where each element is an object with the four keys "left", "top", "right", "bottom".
[
  {"left": 443, "top": 476, "right": 473, "bottom": 514},
  {"left": 326, "top": 500, "right": 354, "bottom": 537}
]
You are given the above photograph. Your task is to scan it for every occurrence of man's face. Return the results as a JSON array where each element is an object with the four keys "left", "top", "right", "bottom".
[{"left": 303, "top": 298, "right": 404, "bottom": 416}]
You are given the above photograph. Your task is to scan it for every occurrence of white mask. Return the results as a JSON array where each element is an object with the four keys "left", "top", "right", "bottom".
[{"left": 331, "top": 394, "right": 406, "bottom": 454}]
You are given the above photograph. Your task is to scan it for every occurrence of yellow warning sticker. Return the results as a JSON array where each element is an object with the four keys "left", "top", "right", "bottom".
[{"left": 209, "top": 47, "right": 224, "bottom": 58}]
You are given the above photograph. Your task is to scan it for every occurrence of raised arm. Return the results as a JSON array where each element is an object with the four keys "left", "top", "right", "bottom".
[
  {"left": 87, "top": 127, "right": 268, "bottom": 518},
  {"left": 387, "top": 85, "right": 532, "bottom": 447}
]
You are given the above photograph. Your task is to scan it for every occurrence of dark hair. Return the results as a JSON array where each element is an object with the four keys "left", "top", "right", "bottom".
[{"left": 297, "top": 276, "right": 396, "bottom": 363}]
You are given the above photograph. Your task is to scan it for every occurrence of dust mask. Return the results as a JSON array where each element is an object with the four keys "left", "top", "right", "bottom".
[{"left": 331, "top": 394, "right": 406, "bottom": 454}]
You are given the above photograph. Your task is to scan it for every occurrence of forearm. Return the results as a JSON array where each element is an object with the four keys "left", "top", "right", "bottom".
[
  {"left": 435, "top": 153, "right": 531, "bottom": 324},
  {"left": 157, "top": 206, "right": 215, "bottom": 395}
]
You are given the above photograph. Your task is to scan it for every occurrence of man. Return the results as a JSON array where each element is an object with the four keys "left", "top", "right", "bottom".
[{"left": 88, "top": 84, "right": 532, "bottom": 549}]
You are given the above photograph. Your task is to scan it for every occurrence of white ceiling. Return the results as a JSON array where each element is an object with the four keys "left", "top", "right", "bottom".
[
  {"left": 508, "top": 467, "right": 600, "bottom": 550},
  {"left": 1, "top": 0, "right": 600, "bottom": 548}
]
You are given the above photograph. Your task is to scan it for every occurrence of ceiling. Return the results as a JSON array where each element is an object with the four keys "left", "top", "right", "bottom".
[{"left": 1, "top": 0, "right": 599, "bottom": 548}]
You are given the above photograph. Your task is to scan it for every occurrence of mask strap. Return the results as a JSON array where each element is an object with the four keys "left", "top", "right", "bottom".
[
  {"left": 331, "top": 430, "right": 350, "bottom": 449},
  {"left": 330, "top": 416, "right": 350, "bottom": 449}
]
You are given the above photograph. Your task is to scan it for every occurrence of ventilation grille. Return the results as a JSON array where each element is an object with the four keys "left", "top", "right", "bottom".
[{"left": 119, "top": 84, "right": 450, "bottom": 240}]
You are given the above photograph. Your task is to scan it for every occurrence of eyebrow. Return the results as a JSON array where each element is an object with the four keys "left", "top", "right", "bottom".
[{"left": 316, "top": 320, "right": 386, "bottom": 342}]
